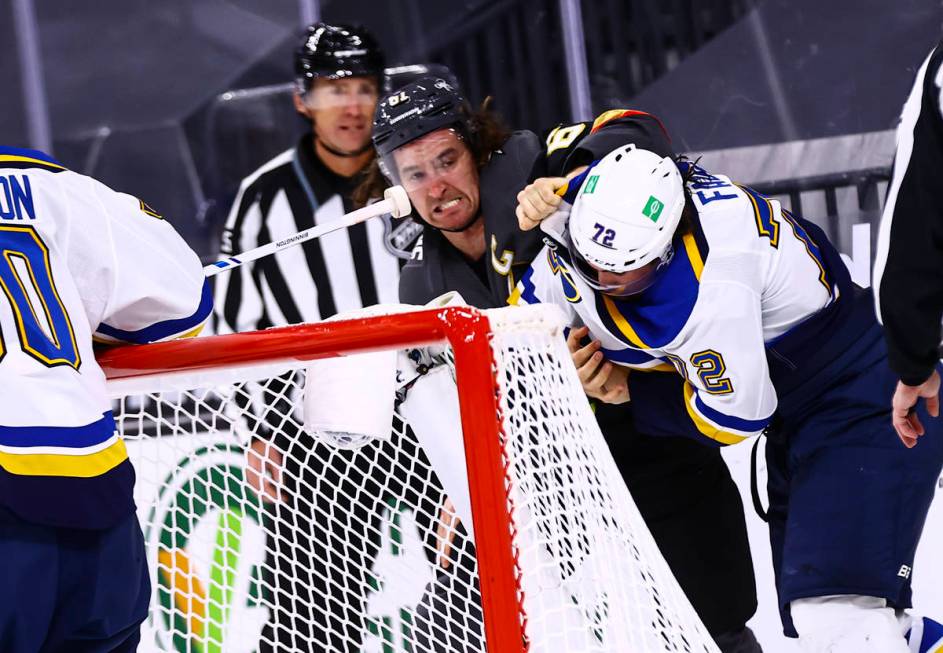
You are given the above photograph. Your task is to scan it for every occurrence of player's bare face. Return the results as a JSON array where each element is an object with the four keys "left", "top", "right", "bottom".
[
  {"left": 303, "top": 77, "right": 379, "bottom": 154},
  {"left": 392, "top": 130, "right": 480, "bottom": 231}
]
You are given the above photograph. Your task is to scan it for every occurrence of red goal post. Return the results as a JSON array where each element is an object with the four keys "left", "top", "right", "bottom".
[{"left": 98, "top": 304, "right": 718, "bottom": 653}]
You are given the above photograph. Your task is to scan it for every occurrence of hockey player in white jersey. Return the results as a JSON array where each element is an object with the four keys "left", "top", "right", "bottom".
[
  {"left": 511, "top": 145, "right": 943, "bottom": 652},
  {"left": 0, "top": 146, "right": 210, "bottom": 652}
]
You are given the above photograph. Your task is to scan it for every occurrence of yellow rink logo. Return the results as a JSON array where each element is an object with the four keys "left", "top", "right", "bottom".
[{"left": 143, "top": 443, "right": 434, "bottom": 653}]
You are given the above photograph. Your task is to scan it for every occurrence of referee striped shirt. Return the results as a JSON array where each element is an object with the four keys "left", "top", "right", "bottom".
[
  {"left": 874, "top": 38, "right": 943, "bottom": 386},
  {"left": 214, "top": 135, "right": 401, "bottom": 334}
]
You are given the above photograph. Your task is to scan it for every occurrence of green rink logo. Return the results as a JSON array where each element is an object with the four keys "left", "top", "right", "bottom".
[
  {"left": 643, "top": 195, "right": 664, "bottom": 222},
  {"left": 583, "top": 175, "right": 600, "bottom": 194},
  {"left": 142, "top": 442, "right": 435, "bottom": 653},
  {"left": 145, "top": 444, "right": 267, "bottom": 653}
]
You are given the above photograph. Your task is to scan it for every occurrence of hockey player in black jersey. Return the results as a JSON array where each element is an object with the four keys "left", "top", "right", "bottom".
[{"left": 356, "top": 77, "right": 763, "bottom": 653}]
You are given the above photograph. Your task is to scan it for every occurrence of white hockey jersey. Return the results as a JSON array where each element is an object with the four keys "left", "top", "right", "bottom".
[
  {"left": 510, "top": 164, "right": 838, "bottom": 445},
  {"left": 0, "top": 147, "right": 210, "bottom": 528}
]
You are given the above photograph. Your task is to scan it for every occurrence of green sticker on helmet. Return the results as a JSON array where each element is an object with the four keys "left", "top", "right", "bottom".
[
  {"left": 583, "top": 175, "right": 599, "bottom": 194},
  {"left": 643, "top": 195, "right": 664, "bottom": 222}
]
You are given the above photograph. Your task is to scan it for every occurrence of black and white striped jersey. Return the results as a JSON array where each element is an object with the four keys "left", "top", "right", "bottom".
[
  {"left": 874, "top": 38, "right": 943, "bottom": 386},
  {"left": 214, "top": 135, "right": 402, "bottom": 334}
]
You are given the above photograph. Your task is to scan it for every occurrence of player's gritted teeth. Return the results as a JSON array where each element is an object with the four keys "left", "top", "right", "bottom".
[{"left": 434, "top": 197, "right": 464, "bottom": 215}]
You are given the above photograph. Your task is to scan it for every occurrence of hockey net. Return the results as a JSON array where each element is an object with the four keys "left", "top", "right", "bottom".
[{"left": 99, "top": 304, "right": 718, "bottom": 653}]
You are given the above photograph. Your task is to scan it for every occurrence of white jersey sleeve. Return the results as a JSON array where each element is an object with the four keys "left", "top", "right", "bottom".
[
  {"left": 0, "top": 150, "right": 209, "bottom": 528},
  {"left": 74, "top": 177, "right": 210, "bottom": 344}
]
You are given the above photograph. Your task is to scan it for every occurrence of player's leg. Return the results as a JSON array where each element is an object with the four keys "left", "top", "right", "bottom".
[
  {"left": 776, "top": 360, "right": 943, "bottom": 650},
  {"left": 0, "top": 508, "right": 57, "bottom": 653},
  {"left": 39, "top": 510, "right": 150, "bottom": 653},
  {"left": 596, "top": 403, "right": 762, "bottom": 652}
]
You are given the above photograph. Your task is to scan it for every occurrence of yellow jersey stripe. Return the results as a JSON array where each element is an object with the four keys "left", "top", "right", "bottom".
[
  {"left": 681, "top": 232, "right": 704, "bottom": 281},
  {"left": 178, "top": 323, "right": 205, "bottom": 339},
  {"left": 507, "top": 286, "right": 522, "bottom": 306},
  {"left": 0, "top": 437, "right": 128, "bottom": 477},
  {"left": 683, "top": 382, "right": 748, "bottom": 445},
  {"left": 602, "top": 295, "right": 650, "bottom": 348},
  {"left": 0, "top": 154, "right": 66, "bottom": 170}
]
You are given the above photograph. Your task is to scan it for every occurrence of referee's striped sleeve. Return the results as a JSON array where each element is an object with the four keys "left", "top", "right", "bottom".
[
  {"left": 213, "top": 183, "right": 268, "bottom": 335},
  {"left": 874, "top": 40, "right": 943, "bottom": 386}
]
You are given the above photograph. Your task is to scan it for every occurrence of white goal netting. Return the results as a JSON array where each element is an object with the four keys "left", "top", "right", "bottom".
[{"left": 105, "top": 305, "right": 718, "bottom": 653}]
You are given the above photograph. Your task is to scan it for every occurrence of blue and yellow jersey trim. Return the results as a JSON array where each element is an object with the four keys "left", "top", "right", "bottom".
[
  {"left": 0, "top": 225, "right": 82, "bottom": 369},
  {"left": 0, "top": 146, "right": 66, "bottom": 174},
  {"left": 509, "top": 250, "right": 582, "bottom": 307},
  {"left": 0, "top": 411, "right": 127, "bottom": 477},
  {"left": 738, "top": 184, "right": 832, "bottom": 298},
  {"left": 782, "top": 209, "right": 833, "bottom": 297},
  {"left": 599, "top": 344, "right": 673, "bottom": 370},
  {"left": 546, "top": 247, "right": 581, "bottom": 303},
  {"left": 508, "top": 267, "right": 538, "bottom": 306},
  {"left": 682, "top": 382, "right": 770, "bottom": 446},
  {"left": 738, "top": 184, "right": 781, "bottom": 248},
  {"left": 595, "top": 227, "right": 708, "bottom": 351},
  {"left": 95, "top": 278, "right": 212, "bottom": 344}
]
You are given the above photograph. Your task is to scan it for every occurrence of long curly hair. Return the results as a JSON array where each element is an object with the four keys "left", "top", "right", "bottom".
[{"left": 352, "top": 97, "right": 512, "bottom": 208}]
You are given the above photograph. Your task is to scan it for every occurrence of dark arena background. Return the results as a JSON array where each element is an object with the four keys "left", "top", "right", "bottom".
[{"left": 3, "top": 1, "right": 943, "bottom": 651}]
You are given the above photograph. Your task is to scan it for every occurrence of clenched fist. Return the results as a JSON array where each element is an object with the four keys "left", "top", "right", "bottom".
[{"left": 516, "top": 176, "right": 567, "bottom": 231}]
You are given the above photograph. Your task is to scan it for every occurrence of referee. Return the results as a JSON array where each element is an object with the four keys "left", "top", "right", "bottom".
[
  {"left": 874, "top": 37, "right": 943, "bottom": 447},
  {"left": 213, "top": 23, "right": 402, "bottom": 652},
  {"left": 215, "top": 23, "right": 399, "bottom": 333}
]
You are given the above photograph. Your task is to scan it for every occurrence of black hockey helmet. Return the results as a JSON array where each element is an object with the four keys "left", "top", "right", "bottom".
[
  {"left": 373, "top": 77, "right": 471, "bottom": 157},
  {"left": 294, "top": 23, "right": 385, "bottom": 92},
  {"left": 372, "top": 77, "right": 474, "bottom": 182}
]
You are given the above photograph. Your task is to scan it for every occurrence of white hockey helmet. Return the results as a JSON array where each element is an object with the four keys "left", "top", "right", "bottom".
[{"left": 567, "top": 144, "right": 685, "bottom": 295}]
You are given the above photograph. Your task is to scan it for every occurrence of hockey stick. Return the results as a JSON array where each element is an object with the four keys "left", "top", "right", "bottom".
[{"left": 204, "top": 185, "right": 412, "bottom": 277}]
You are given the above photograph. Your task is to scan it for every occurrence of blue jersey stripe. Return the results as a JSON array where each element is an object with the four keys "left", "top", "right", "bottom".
[
  {"left": 0, "top": 412, "right": 115, "bottom": 449},
  {"left": 97, "top": 278, "right": 212, "bottom": 344},
  {"left": 600, "top": 345, "right": 661, "bottom": 366},
  {"left": 0, "top": 146, "right": 64, "bottom": 167},
  {"left": 518, "top": 267, "right": 539, "bottom": 304},
  {"left": 693, "top": 391, "right": 771, "bottom": 433}
]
